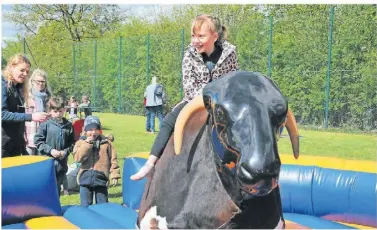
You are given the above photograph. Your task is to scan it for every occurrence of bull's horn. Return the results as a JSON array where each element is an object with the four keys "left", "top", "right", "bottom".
[
  {"left": 174, "top": 96, "right": 206, "bottom": 155},
  {"left": 285, "top": 108, "right": 300, "bottom": 159}
]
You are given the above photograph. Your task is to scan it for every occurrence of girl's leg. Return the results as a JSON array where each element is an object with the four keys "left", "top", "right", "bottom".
[
  {"left": 130, "top": 101, "right": 188, "bottom": 180},
  {"left": 130, "top": 155, "right": 158, "bottom": 180}
]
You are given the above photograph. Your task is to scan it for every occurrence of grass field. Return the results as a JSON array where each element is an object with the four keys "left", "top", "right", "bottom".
[{"left": 60, "top": 112, "right": 376, "bottom": 206}]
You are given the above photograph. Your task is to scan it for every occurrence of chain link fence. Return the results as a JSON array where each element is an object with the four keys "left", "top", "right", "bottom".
[{"left": 9, "top": 5, "right": 375, "bottom": 131}]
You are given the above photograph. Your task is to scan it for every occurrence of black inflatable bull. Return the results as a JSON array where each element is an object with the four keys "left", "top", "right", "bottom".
[{"left": 137, "top": 71, "right": 299, "bottom": 229}]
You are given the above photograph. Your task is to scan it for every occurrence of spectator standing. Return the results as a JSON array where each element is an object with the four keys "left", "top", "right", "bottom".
[
  {"left": 25, "top": 68, "right": 52, "bottom": 155},
  {"left": 68, "top": 96, "right": 78, "bottom": 120},
  {"left": 34, "top": 97, "right": 75, "bottom": 196},
  {"left": 144, "top": 76, "right": 165, "bottom": 134},
  {"left": 78, "top": 95, "right": 92, "bottom": 118},
  {"left": 73, "top": 116, "right": 121, "bottom": 207},
  {"left": 1, "top": 54, "right": 50, "bottom": 158}
]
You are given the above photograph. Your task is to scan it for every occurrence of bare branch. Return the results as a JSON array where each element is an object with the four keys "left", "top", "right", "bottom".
[
  {"left": 5, "top": 4, "right": 125, "bottom": 42},
  {"left": 22, "top": 23, "right": 37, "bottom": 35}
]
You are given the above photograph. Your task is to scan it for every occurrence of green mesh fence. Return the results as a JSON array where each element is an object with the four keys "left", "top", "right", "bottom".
[
  {"left": 270, "top": 7, "right": 330, "bottom": 128},
  {"left": 71, "top": 6, "right": 376, "bottom": 130},
  {"left": 121, "top": 36, "right": 148, "bottom": 115},
  {"left": 231, "top": 18, "right": 270, "bottom": 74},
  {"left": 5, "top": 6, "right": 375, "bottom": 131},
  {"left": 329, "top": 5, "right": 377, "bottom": 130},
  {"left": 149, "top": 30, "right": 186, "bottom": 112}
]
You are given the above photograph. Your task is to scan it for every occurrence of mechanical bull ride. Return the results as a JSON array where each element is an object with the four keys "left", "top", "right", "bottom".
[{"left": 138, "top": 71, "right": 300, "bottom": 229}]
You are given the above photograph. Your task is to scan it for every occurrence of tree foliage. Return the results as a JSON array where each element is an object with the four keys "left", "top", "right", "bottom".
[
  {"left": 3, "top": 4, "right": 126, "bottom": 41},
  {"left": 2, "top": 4, "right": 376, "bottom": 130}
]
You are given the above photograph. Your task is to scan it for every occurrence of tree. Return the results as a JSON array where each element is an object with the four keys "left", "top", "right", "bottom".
[
  {"left": 2, "top": 4, "right": 375, "bottom": 130},
  {"left": 3, "top": 4, "right": 128, "bottom": 41},
  {"left": 1, "top": 56, "right": 7, "bottom": 70}
]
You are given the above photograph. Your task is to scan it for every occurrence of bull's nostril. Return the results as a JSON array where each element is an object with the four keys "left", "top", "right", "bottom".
[
  {"left": 238, "top": 165, "right": 256, "bottom": 184},
  {"left": 239, "top": 166, "right": 251, "bottom": 178}
]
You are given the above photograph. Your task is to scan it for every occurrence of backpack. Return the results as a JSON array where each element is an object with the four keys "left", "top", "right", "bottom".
[{"left": 154, "top": 84, "right": 163, "bottom": 97}]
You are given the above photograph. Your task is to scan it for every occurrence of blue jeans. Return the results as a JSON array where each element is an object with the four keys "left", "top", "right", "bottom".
[
  {"left": 56, "top": 172, "right": 66, "bottom": 197},
  {"left": 80, "top": 185, "right": 108, "bottom": 207},
  {"left": 145, "top": 107, "right": 151, "bottom": 131},
  {"left": 147, "top": 105, "right": 164, "bottom": 132}
]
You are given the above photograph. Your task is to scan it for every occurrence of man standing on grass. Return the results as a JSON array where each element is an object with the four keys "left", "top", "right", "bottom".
[{"left": 144, "top": 76, "right": 165, "bottom": 134}]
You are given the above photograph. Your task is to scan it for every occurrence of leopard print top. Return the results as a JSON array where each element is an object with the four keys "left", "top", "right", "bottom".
[{"left": 181, "top": 40, "right": 238, "bottom": 102}]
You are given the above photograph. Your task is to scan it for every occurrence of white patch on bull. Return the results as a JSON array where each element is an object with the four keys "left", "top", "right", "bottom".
[
  {"left": 275, "top": 218, "right": 284, "bottom": 229},
  {"left": 140, "top": 206, "right": 169, "bottom": 230}
]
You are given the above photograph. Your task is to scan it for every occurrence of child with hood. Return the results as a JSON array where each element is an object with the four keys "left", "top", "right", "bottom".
[{"left": 73, "top": 115, "right": 121, "bottom": 207}]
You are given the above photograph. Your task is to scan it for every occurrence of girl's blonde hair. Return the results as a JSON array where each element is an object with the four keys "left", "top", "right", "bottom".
[
  {"left": 191, "top": 14, "right": 228, "bottom": 41},
  {"left": 2, "top": 54, "right": 31, "bottom": 104},
  {"left": 27, "top": 68, "right": 52, "bottom": 105}
]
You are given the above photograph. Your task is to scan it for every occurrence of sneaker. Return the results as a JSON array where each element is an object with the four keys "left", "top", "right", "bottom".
[{"left": 130, "top": 162, "right": 155, "bottom": 180}]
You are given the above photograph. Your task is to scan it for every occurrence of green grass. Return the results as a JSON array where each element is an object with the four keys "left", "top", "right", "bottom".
[
  {"left": 60, "top": 112, "right": 376, "bottom": 206},
  {"left": 278, "top": 128, "right": 376, "bottom": 160}
]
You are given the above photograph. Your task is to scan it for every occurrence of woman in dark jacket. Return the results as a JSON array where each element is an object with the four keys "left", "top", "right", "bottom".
[{"left": 1, "top": 54, "right": 50, "bottom": 158}]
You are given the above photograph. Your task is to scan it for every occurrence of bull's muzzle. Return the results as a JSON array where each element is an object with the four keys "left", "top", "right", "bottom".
[{"left": 237, "top": 165, "right": 278, "bottom": 196}]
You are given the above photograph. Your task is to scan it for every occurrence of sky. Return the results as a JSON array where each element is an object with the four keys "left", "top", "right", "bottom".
[{"left": 1, "top": 4, "right": 21, "bottom": 41}]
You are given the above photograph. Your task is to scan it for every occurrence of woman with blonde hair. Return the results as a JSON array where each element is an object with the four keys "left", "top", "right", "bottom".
[
  {"left": 1, "top": 54, "right": 50, "bottom": 158},
  {"left": 25, "top": 68, "right": 52, "bottom": 155}
]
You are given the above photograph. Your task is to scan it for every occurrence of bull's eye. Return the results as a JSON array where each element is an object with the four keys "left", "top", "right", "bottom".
[
  {"left": 216, "top": 107, "right": 225, "bottom": 121},
  {"left": 205, "top": 99, "right": 211, "bottom": 110},
  {"left": 203, "top": 95, "right": 212, "bottom": 112},
  {"left": 273, "top": 112, "right": 286, "bottom": 127}
]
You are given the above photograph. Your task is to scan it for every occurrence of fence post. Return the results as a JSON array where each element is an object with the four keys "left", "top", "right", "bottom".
[
  {"left": 146, "top": 33, "right": 151, "bottom": 84},
  {"left": 268, "top": 15, "right": 273, "bottom": 78},
  {"left": 72, "top": 43, "right": 77, "bottom": 97},
  {"left": 324, "top": 6, "right": 335, "bottom": 129},
  {"left": 180, "top": 28, "right": 185, "bottom": 100},
  {"left": 93, "top": 41, "right": 97, "bottom": 107},
  {"left": 117, "top": 36, "right": 123, "bottom": 113},
  {"left": 23, "top": 37, "right": 26, "bottom": 55}
]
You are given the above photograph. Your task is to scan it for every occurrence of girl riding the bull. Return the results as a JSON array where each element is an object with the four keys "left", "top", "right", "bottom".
[{"left": 131, "top": 14, "right": 239, "bottom": 180}]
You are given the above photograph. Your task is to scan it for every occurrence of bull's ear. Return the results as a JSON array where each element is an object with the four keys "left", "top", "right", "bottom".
[
  {"left": 174, "top": 96, "right": 206, "bottom": 155},
  {"left": 285, "top": 108, "right": 299, "bottom": 159}
]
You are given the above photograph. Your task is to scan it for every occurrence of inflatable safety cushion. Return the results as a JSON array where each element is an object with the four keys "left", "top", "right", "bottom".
[
  {"left": 280, "top": 165, "right": 315, "bottom": 215},
  {"left": 89, "top": 203, "right": 137, "bottom": 229},
  {"left": 2, "top": 158, "right": 61, "bottom": 225},
  {"left": 284, "top": 213, "right": 356, "bottom": 229},
  {"left": 63, "top": 206, "right": 123, "bottom": 229},
  {"left": 312, "top": 167, "right": 355, "bottom": 217},
  {"left": 122, "top": 157, "right": 148, "bottom": 210}
]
